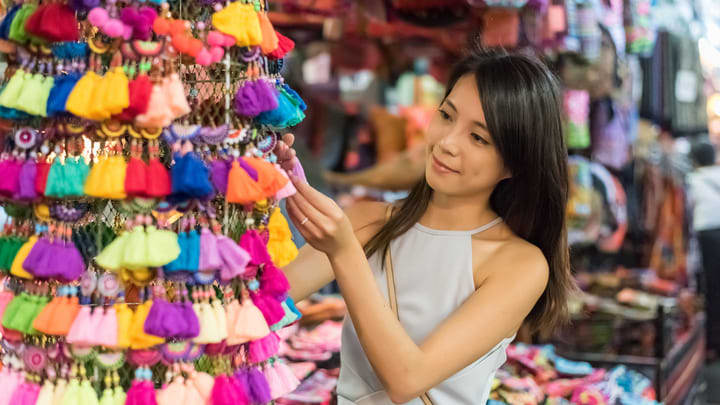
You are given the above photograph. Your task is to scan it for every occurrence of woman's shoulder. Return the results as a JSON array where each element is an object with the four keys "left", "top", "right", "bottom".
[{"left": 471, "top": 230, "right": 549, "bottom": 289}]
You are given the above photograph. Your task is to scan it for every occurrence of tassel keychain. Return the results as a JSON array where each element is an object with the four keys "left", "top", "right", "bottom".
[
  {"left": 271, "top": 299, "right": 300, "bottom": 331},
  {"left": 247, "top": 332, "right": 280, "bottom": 364},
  {"left": 96, "top": 305, "right": 119, "bottom": 348},
  {"left": 244, "top": 156, "right": 288, "bottom": 198},
  {"left": 125, "top": 140, "right": 149, "bottom": 196},
  {"left": 145, "top": 140, "right": 171, "bottom": 197},
  {"left": 17, "top": 156, "right": 37, "bottom": 200},
  {"left": 226, "top": 288, "right": 269, "bottom": 345},
  {"left": 9, "top": 381, "right": 41, "bottom": 405},
  {"left": 116, "top": 69, "right": 152, "bottom": 121},
  {"left": 211, "top": 375, "right": 248, "bottom": 405},
  {"left": 239, "top": 229, "right": 272, "bottom": 266},
  {"left": 52, "top": 377, "right": 67, "bottom": 405},
  {"left": 0, "top": 157, "right": 22, "bottom": 198},
  {"left": 124, "top": 219, "right": 149, "bottom": 270},
  {"left": 145, "top": 218, "right": 181, "bottom": 267},
  {"left": 198, "top": 222, "right": 222, "bottom": 272},
  {"left": 209, "top": 156, "right": 230, "bottom": 194},
  {"left": 216, "top": 229, "right": 250, "bottom": 281},
  {"left": 268, "top": 31, "right": 294, "bottom": 59},
  {"left": 257, "top": 11, "right": 278, "bottom": 54},
  {"left": 249, "top": 288, "right": 285, "bottom": 326},
  {"left": 11, "top": 234, "right": 37, "bottom": 279},
  {"left": 259, "top": 263, "right": 290, "bottom": 299},
  {"left": 129, "top": 295, "right": 165, "bottom": 350},
  {"left": 266, "top": 207, "right": 298, "bottom": 267},
  {"left": 244, "top": 367, "right": 272, "bottom": 405},
  {"left": 226, "top": 156, "right": 264, "bottom": 205},
  {"left": 35, "top": 152, "right": 50, "bottom": 196},
  {"left": 273, "top": 163, "right": 296, "bottom": 200},
  {"left": 171, "top": 142, "right": 213, "bottom": 200},
  {"left": 125, "top": 370, "right": 157, "bottom": 405},
  {"left": 0, "top": 367, "right": 24, "bottom": 405}
]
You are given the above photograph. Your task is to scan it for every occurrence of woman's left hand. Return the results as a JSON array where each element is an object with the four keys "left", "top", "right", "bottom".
[{"left": 286, "top": 177, "right": 360, "bottom": 258}]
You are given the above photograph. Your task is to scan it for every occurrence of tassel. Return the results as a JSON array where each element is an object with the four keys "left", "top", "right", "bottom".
[
  {"left": 225, "top": 160, "right": 264, "bottom": 204},
  {"left": 35, "top": 381, "right": 54, "bottom": 405},
  {"left": 52, "top": 379, "right": 67, "bottom": 405},
  {"left": 171, "top": 150, "right": 213, "bottom": 200},
  {"left": 216, "top": 234, "right": 250, "bottom": 281},
  {"left": 35, "top": 158, "right": 50, "bottom": 195},
  {"left": 257, "top": 12, "right": 279, "bottom": 54},
  {"left": 189, "top": 371, "right": 215, "bottom": 403},
  {"left": 115, "top": 303, "right": 133, "bottom": 348},
  {"left": 10, "top": 382, "right": 40, "bottom": 405},
  {"left": 249, "top": 290, "right": 285, "bottom": 326},
  {"left": 78, "top": 380, "right": 99, "bottom": 405},
  {"left": 57, "top": 241, "right": 85, "bottom": 282},
  {"left": 60, "top": 379, "right": 80, "bottom": 405},
  {"left": 0, "top": 291, "right": 14, "bottom": 319},
  {"left": 0, "top": 368, "right": 23, "bottom": 405},
  {"left": 146, "top": 156, "right": 172, "bottom": 197},
  {"left": 135, "top": 84, "right": 173, "bottom": 128},
  {"left": 96, "top": 306, "right": 118, "bottom": 348},
  {"left": 157, "top": 377, "right": 185, "bottom": 405},
  {"left": 266, "top": 207, "right": 298, "bottom": 267},
  {"left": 99, "top": 389, "right": 114, "bottom": 405},
  {"left": 268, "top": 31, "right": 294, "bottom": 59},
  {"left": 186, "top": 229, "right": 200, "bottom": 272},
  {"left": 125, "top": 381, "right": 157, "bottom": 405},
  {"left": 17, "top": 159, "right": 37, "bottom": 200},
  {"left": 239, "top": 230, "right": 272, "bottom": 266},
  {"left": 96, "top": 231, "right": 129, "bottom": 271},
  {"left": 248, "top": 332, "right": 280, "bottom": 363},
  {"left": 11, "top": 235, "right": 37, "bottom": 279},
  {"left": 45, "top": 296, "right": 80, "bottom": 336},
  {"left": 164, "top": 73, "right": 191, "bottom": 118},
  {"left": 116, "top": 73, "right": 152, "bottom": 121},
  {"left": 253, "top": 79, "right": 280, "bottom": 113},
  {"left": 211, "top": 2, "right": 262, "bottom": 47},
  {"left": 245, "top": 157, "right": 287, "bottom": 197},
  {"left": 0, "top": 71, "right": 28, "bottom": 109},
  {"left": 209, "top": 158, "right": 229, "bottom": 194},
  {"left": 125, "top": 157, "right": 148, "bottom": 197},
  {"left": 275, "top": 360, "right": 300, "bottom": 397},
  {"left": 47, "top": 73, "right": 80, "bottom": 116},
  {"left": 273, "top": 165, "right": 296, "bottom": 200},
  {"left": 270, "top": 300, "right": 299, "bottom": 331},
  {"left": 32, "top": 294, "right": 60, "bottom": 334},
  {"left": 245, "top": 368, "right": 272, "bottom": 405},
  {"left": 198, "top": 228, "right": 222, "bottom": 272},
  {"left": 259, "top": 264, "right": 290, "bottom": 298},
  {"left": 0, "top": 158, "right": 21, "bottom": 198},
  {"left": 211, "top": 299, "right": 228, "bottom": 341},
  {"left": 112, "top": 386, "right": 126, "bottom": 405},
  {"left": 65, "top": 305, "right": 92, "bottom": 344},
  {"left": 226, "top": 295, "right": 270, "bottom": 345},
  {"left": 123, "top": 225, "right": 148, "bottom": 270},
  {"left": 164, "top": 231, "right": 187, "bottom": 273},
  {"left": 35, "top": 3, "right": 79, "bottom": 42},
  {"left": 263, "top": 364, "right": 284, "bottom": 400},
  {"left": 210, "top": 375, "right": 248, "bottom": 405},
  {"left": 145, "top": 225, "right": 180, "bottom": 267},
  {"left": 129, "top": 300, "right": 165, "bottom": 349}
]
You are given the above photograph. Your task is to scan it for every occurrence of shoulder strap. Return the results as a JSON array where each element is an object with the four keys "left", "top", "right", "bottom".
[{"left": 382, "top": 205, "right": 434, "bottom": 405}]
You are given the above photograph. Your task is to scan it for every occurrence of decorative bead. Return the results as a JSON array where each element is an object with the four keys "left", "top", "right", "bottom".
[{"left": 248, "top": 279, "right": 259, "bottom": 291}]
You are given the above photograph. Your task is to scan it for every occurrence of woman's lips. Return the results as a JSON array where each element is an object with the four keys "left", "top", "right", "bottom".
[{"left": 431, "top": 155, "right": 459, "bottom": 174}]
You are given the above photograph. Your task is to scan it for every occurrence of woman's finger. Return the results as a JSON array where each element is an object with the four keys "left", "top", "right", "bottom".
[
  {"left": 288, "top": 191, "right": 334, "bottom": 234},
  {"left": 290, "top": 178, "right": 338, "bottom": 218},
  {"left": 282, "top": 133, "right": 295, "bottom": 147},
  {"left": 286, "top": 197, "right": 322, "bottom": 239}
]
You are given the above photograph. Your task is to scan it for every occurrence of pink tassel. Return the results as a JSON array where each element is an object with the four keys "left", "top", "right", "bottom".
[
  {"left": 239, "top": 230, "right": 272, "bottom": 266},
  {"left": 126, "top": 381, "right": 157, "bottom": 405},
  {"left": 259, "top": 264, "right": 290, "bottom": 298},
  {"left": 248, "top": 332, "right": 280, "bottom": 363},
  {"left": 210, "top": 375, "right": 248, "bottom": 405},
  {"left": 263, "top": 364, "right": 284, "bottom": 400},
  {"left": 0, "top": 369, "right": 24, "bottom": 405},
  {"left": 249, "top": 291, "right": 285, "bottom": 325},
  {"left": 274, "top": 165, "right": 296, "bottom": 200},
  {"left": 290, "top": 158, "right": 306, "bottom": 183},
  {"left": 10, "top": 382, "right": 40, "bottom": 405},
  {"left": 275, "top": 361, "right": 300, "bottom": 396}
]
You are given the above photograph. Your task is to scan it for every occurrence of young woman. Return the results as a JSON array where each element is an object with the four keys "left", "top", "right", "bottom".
[{"left": 275, "top": 47, "right": 576, "bottom": 404}]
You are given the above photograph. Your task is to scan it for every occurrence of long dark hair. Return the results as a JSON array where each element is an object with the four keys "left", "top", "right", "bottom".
[{"left": 364, "top": 47, "right": 575, "bottom": 336}]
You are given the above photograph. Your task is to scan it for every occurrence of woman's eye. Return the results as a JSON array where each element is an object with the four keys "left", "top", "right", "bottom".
[
  {"left": 439, "top": 110, "right": 451, "bottom": 121},
  {"left": 472, "top": 133, "right": 488, "bottom": 145}
]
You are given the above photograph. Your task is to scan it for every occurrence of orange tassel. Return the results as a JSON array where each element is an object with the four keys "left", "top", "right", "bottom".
[
  {"left": 226, "top": 160, "right": 265, "bottom": 204},
  {"left": 246, "top": 157, "right": 288, "bottom": 197}
]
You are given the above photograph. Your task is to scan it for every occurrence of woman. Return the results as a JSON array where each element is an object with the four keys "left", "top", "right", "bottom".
[{"left": 275, "top": 47, "right": 576, "bottom": 404}]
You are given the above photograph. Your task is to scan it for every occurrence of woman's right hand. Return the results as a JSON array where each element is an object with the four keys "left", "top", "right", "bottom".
[{"left": 274, "top": 133, "right": 297, "bottom": 172}]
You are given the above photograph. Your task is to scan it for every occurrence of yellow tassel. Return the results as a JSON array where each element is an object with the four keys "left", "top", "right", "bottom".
[{"left": 266, "top": 207, "right": 298, "bottom": 267}]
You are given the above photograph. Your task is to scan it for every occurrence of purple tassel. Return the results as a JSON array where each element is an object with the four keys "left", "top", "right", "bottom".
[
  {"left": 17, "top": 159, "right": 37, "bottom": 200},
  {"left": 210, "top": 158, "right": 230, "bottom": 194},
  {"left": 199, "top": 228, "right": 223, "bottom": 272},
  {"left": 253, "top": 80, "right": 279, "bottom": 113},
  {"left": 234, "top": 82, "right": 261, "bottom": 117},
  {"left": 59, "top": 242, "right": 85, "bottom": 282},
  {"left": 237, "top": 157, "right": 258, "bottom": 182},
  {"left": 246, "top": 367, "right": 272, "bottom": 405}
]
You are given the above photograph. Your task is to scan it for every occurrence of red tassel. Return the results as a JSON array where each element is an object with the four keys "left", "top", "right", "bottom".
[
  {"left": 35, "top": 159, "right": 50, "bottom": 196},
  {"left": 146, "top": 157, "right": 171, "bottom": 197},
  {"left": 125, "top": 157, "right": 149, "bottom": 197},
  {"left": 269, "top": 31, "right": 294, "bottom": 59},
  {"left": 23, "top": 6, "right": 48, "bottom": 39},
  {"left": 38, "top": 4, "right": 79, "bottom": 42},
  {"left": 116, "top": 74, "right": 153, "bottom": 121}
]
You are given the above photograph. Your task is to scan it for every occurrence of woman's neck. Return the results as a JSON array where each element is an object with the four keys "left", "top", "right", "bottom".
[{"left": 418, "top": 192, "right": 498, "bottom": 231}]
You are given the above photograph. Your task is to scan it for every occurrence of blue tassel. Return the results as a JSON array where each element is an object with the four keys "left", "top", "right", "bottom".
[
  {"left": 0, "top": 106, "right": 30, "bottom": 120},
  {"left": 47, "top": 73, "right": 80, "bottom": 116},
  {"left": 165, "top": 231, "right": 187, "bottom": 272},
  {"left": 171, "top": 152, "right": 213, "bottom": 200},
  {"left": 0, "top": 5, "right": 21, "bottom": 40},
  {"left": 284, "top": 296, "right": 302, "bottom": 320},
  {"left": 282, "top": 84, "right": 306, "bottom": 111},
  {"left": 256, "top": 88, "right": 295, "bottom": 128},
  {"left": 185, "top": 229, "right": 200, "bottom": 272}
]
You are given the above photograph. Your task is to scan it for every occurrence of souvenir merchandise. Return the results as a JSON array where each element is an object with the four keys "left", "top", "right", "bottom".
[{"left": 0, "top": 0, "right": 304, "bottom": 402}]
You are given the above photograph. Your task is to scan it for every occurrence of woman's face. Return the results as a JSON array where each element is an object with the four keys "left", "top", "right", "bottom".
[{"left": 425, "top": 74, "right": 510, "bottom": 198}]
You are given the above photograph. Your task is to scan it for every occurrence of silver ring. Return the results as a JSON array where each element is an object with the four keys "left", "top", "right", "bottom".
[{"left": 300, "top": 217, "right": 309, "bottom": 225}]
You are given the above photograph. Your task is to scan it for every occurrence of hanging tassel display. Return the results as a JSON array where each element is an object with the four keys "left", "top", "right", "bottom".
[{"left": 266, "top": 207, "right": 298, "bottom": 267}]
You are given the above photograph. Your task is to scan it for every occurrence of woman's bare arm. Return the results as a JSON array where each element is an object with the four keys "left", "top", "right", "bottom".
[{"left": 282, "top": 201, "right": 389, "bottom": 303}]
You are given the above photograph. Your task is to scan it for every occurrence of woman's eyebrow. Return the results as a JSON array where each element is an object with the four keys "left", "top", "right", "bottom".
[{"left": 446, "top": 99, "right": 488, "bottom": 131}]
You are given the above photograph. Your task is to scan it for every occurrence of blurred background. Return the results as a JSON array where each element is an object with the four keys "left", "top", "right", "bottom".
[{"left": 263, "top": 1, "right": 720, "bottom": 404}]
